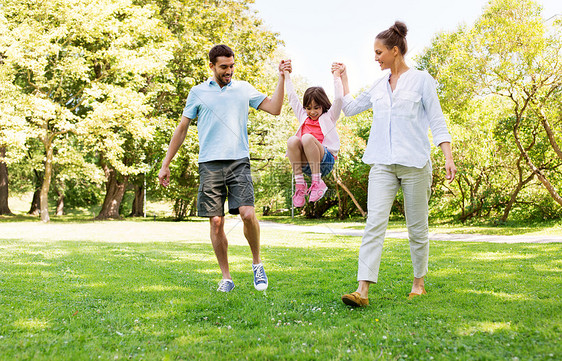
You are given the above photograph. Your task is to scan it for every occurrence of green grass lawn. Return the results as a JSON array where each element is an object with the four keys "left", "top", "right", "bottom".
[{"left": 0, "top": 220, "right": 561, "bottom": 360}]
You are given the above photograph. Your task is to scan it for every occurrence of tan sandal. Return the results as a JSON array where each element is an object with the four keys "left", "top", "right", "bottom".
[
  {"left": 341, "top": 291, "right": 369, "bottom": 307},
  {"left": 408, "top": 289, "right": 427, "bottom": 299}
]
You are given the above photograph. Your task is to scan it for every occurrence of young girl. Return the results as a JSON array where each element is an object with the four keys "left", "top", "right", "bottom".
[{"left": 283, "top": 62, "right": 344, "bottom": 207}]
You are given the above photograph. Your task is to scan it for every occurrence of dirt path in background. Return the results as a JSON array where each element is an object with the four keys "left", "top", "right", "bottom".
[
  {"left": 1, "top": 219, "right": 560, "bottom": 244},
  {"left": 256, "top": 220, "right": 562, "bottom": 244}
]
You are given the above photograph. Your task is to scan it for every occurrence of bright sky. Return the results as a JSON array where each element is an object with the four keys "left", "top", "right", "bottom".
[{"left": 250, "top": 0, "right": 561, "bottom": 95}]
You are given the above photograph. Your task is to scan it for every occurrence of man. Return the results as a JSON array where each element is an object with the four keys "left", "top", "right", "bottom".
[{"left": 158, "top": 44, "right": 290, "bottom": 292}]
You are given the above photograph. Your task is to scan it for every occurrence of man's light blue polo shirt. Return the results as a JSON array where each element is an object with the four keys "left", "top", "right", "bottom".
[{"left": 182, "top": 78, "right": 266, "bottom": 163}]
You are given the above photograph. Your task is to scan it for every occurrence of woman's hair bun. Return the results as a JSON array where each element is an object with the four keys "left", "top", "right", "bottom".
[
  {"left": 376, "top": 20, "right": 409, "bottom": 55},
  {"left": 390, "top": 21, "right": 408, "bottom": 38}
]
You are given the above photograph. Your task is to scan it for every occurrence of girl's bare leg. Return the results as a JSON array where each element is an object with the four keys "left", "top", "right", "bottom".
[
  {"left": 287, "top": 136, "right": 308, "bottom": 175},
  {"left": 301, "top": 134, "right": 324, "bottom": 175}
]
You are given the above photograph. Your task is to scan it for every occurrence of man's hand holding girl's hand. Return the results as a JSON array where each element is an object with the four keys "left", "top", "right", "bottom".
[
  {"left": 279, "top": 59, "right": 292, "bottom": 76},
  {"left": 331, "top": 62, "right": 346, "bottom": 77}
]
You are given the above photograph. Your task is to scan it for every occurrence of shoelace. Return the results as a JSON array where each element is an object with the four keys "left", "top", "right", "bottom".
[
  {"left": 253, "top": 266, "right": 266, "bottom": 283},
  {"left": 218, "top": 280, "right": 232, "bottom": 291},
  {"left": 311, "top": 182, "right": 324, "bottom": 191}
]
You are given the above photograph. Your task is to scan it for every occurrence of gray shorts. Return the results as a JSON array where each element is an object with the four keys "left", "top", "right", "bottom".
[{"left": 197, "top": 157, "right": 254, "bottom": 217}]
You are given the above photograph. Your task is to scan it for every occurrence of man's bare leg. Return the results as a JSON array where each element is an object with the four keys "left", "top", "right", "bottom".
[
  {"left": 209, "top": 216, "right": 231, "bottom": 280},
  {"left": 239, "top": 206, "right": 261, "bottom": 264}
]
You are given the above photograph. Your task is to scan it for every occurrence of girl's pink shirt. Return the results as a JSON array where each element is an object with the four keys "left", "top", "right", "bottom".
[{"left": 301, "top": 117, "right": 324, "bottom": 143}]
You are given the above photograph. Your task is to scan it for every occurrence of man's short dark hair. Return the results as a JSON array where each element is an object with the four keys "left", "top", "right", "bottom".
[{"left": 209, "top": 45, "right": 235, "bottom": 64}]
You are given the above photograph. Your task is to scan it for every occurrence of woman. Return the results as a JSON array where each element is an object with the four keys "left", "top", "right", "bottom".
[{"left": 334, "top": 21, "right": 457, "bottom": 307}]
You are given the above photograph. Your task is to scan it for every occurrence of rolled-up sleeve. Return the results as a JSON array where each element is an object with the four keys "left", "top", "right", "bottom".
[
  {"left": 342, "top": 88, "right": 373, "bottom": 117},
  {"left": 422, "top": 74, "right": 452, "bottom": 147}
]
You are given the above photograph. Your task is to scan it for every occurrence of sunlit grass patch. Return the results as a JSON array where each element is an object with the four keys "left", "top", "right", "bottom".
[
  {"left": 464, "top": 289, "right": 533, "bottom": 302},
  {"left": 533, "top": 263, "right": 562, "bottom": 273},
  {"left": 471, "top": 251, "right": 538, "bottom": 261},
  {"left": 137, "top": 285, "right": 192, "bottom": 293},
  {"left": 458, "top": 321, "right": 516, "bottom": 336},
  {"left": 12, "top": 318, "right": 50, "bottom": 332}
]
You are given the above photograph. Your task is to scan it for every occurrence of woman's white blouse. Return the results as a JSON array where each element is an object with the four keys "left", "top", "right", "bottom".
[{"left": 342, "top": 69, "right": 452, "bottom": 168}]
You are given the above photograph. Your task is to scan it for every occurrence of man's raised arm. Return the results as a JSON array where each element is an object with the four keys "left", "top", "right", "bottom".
[{"left": 257, "top": 60, "right": 291, "bottom": 115}]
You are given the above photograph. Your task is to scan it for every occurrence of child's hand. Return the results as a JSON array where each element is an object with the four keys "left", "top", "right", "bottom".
[
  {"left": 279, "top": 59, "right": 292, "bottom": 76},
  {"left": 331, "top": 62, "right": 346, "bottom": 77},
  {"left": 279, "top": 59, "right": 293, "bottom": 75}
]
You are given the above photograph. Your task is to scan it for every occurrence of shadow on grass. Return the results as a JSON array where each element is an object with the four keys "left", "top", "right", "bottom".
[{"left": 0, "top": 239, "right": 560, "bottom": 360}]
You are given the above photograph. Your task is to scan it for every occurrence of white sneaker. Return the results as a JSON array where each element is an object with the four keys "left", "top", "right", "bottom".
[{"left": 252, "top": 263, "right": 268, "bottom": 291}]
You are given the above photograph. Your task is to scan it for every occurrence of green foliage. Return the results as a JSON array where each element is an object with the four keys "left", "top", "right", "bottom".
[
  {"left": 417, "top": 0, "right": 562, "bottom": 222},
  {"left": 1, "top": 0, "right": 282, "bottom": 218},
  {"left": 61, "top": 179, "right": 103, "bottom": 209},
  {"left": 1, "top": 0, "right": 179, "bottom": 219}
]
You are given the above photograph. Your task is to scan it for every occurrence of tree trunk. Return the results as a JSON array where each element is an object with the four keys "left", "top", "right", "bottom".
[
  {"left": 0, "top": 147, "right": 13, "bottom": 215},
  {"left": 29, "top": 188, "right": 41, "bottom": 215},
  {"left": 56, "top": 194, "right": 64, "bottom": 216},
  {"left": 40, "top": 138, "right": 54, "bottom": 223},
  {"left": 96, "top": 165, "right": 128, "bottom": 220},
  {"left": 513, "top": 118, "right": 562, "bottom": 206},
  {"left": 55, "top": 183, "right": 65, "bottom": 216},
  {"left": 500, "top": 156, "right": 535, "bottom": 222},
  {"left": 304, "top": 198, "right": 338, "bottom": 218},
  {"left": 189, "top": 198, "right": 197, "bottom": 217},
  {"left": 129, "top": 180, "right": 144, "bottom": 217},
  {"left": 535, "top": 97, "right": 562, "bottom": 161},
  {"left": 332, "top": 171, "right": 366, "bottom": 217},
  {"left": 173, "top": 198, "right": 188, "bottom": 221},
  {"left": 332, "top": 171, "right": 343, "bottom": 219},
  {"left": 459, "top": 202, "right": 484, "bottom": 222}
]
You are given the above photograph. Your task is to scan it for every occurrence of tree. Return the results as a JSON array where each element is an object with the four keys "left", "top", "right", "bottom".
[
  {"left": 0, "top": 147, "right": 11, "bottom": 215},
  {"left": 417, "top": 0, "right": 562, "bottom": 221},
  {"left": 471, "top": 0, "right": 562, "bottom": 207},
  {"left": 0, "top": 27, "right": 29, "bottom": 215},
  {"left": 1, "top": 0, "right": 175, "bottom": 221}
]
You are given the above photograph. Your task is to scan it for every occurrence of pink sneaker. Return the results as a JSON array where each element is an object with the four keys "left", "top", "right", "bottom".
[
  {"left": 292, "top": 183, "right": 308, "bottom": 207},
  {"left": 308, "top": 180, "right": 327, "bottom": 202}
]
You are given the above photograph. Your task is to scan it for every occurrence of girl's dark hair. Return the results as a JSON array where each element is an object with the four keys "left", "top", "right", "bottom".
[
  {"left": 303, "top": 87, "right": 331, "bottom": 114},
  {"left": 376, "top": 21, "right": 408, "bottom": 55},
  {"left": 209, "top": 44, "right": 235, "bottom": 64}
]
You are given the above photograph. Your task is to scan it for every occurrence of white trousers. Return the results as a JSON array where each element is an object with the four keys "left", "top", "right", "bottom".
[{"left": 358, "top": 162, "right": 432, "bottom": 282}]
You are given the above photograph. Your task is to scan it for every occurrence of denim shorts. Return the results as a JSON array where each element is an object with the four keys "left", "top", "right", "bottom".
[
  {"left": 197, "top": 157, "right": 254, "bottom": 217},
  {"left": 302, "top": 146, "right": 335, "bottom": 177}
]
